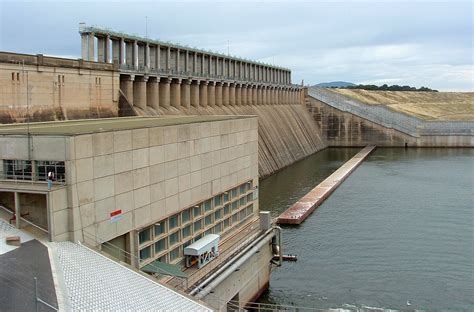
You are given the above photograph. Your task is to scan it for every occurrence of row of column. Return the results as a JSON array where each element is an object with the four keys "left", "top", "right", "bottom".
[{"left": 120, "top": 75, "right": 303, "bottom": 110}]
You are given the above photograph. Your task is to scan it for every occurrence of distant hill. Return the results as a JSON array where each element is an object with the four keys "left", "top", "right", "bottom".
[{"left": 313, "top": 81, "right": 356, "bottom": 88}]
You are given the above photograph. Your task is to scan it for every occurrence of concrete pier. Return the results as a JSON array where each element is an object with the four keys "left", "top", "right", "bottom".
[{"left": 277, "top": 145, "right": 376, "bottom": 225}]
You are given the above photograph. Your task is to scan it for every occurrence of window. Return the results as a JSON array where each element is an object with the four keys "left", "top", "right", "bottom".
[
  {"left": 154, "top": 222, "right": 166, "bottom": 237},
  {"left": 213, "top": 222, "right": 222, "bottom": 234},
  {"left": 246, "top": 205, "right": 253, "bottom": 216},
  {"left": 36, "top": 161, "right": 65, "bottom": 182},
  {"left": 247, "top": 193, "right": 253, "bottom": 203},
  {"left": 240, "top": 196, "right": 247, "bottom": 207},
  {"left": 205, "top": 214, "right": 213, "bottom": 227},
  {"left": 223, "top": 192, "right": 230, "bottom": 203},
  {"left": 214, "top": 195, "right": 222, "bottom": 207},
  {"left": 169, "top": 247, "right": 181, "bottom": 262},
  {"left": 204, "top": 199, "right": 212, "bottom": 212},
  {"left": 169, "top": 231, "right": 180, "bottom": 246},
  {"left": 193, "top": 219, "right": 202, "bottom": 232},
  {"left": 181, "top": 209, "right": 191, "bottom": 224},
  {"left": 158, "top": 255, "right": 168, "bottom": 263},
  {"left": 182, "top": 225, "right": 192, "bottom": 238},
  {"left": 231, "top": 201, "right": 238, "bottom": 212},
  {"left": 240, "top": 209, "right": 246, "bottom": 220},
  {"left": 169, "top": 214, "right": 180, "bottom": 230},
  {"left": 232, "top": 213, "right": 238, "bottom": 224},
  {"left": 139, "top": 246, "right": 151, "bottom": 261},
  {"left": 231, "top": 188, "right": 238, "bottom": 199},
  {"left": 240, "top": 184, "right": 247, "bottom": 194},
  {"left": 224, "top": 204, "right": 230, "bottom": 216},
  {"left": 154, "top": 238, "right": 167, "bottom": 254},
  {"left": 214, "top": 209, "right": 222, "bottom": 221},
  {"left": 224, "top": 218, "right": 230, "bottom": 229},
  {"left": 193, "top": 205, "right": 202, "bottom": 218},
  {"left": 204, "top": 229, "right": 213, "bottom": 236},
  {"left": 4, "top": 160, "right": 32, "bottom": 180},
  {"left": 138, "top": 228, "right": 151, "bottom": 244}
]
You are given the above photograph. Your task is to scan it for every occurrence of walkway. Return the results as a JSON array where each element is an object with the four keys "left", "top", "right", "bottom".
[{"left": 277, "top": 145, "right": 376, "bottom": 224}]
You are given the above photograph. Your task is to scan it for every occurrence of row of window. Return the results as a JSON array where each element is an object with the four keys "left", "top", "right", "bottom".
[
  {"left": 1, "top": 159, "right": 66, "bottom": 182},
  {"left": 138, "top": 180, "right": 255, "bottom": 265}
]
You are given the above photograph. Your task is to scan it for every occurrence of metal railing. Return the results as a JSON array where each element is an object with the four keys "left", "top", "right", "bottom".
[{"left": 308, "top": 87, "right": 474, "bottom": 137}]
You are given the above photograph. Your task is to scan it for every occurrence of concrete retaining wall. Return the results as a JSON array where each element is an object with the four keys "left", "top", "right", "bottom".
[{"left": 307, "top": 88, "right": 473, "bottom": 147}]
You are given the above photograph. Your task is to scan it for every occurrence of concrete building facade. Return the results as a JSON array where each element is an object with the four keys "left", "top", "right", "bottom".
[{"left": 0, "top": 116, "right": 277, "bottom": 309}]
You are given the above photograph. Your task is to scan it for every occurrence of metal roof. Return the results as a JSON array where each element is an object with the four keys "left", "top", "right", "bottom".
[
  {"left": 184, "top": 234, "right": 220, "bottom": 256},
  {"left": 52, "top": 241, "right": 212, "bottom": 311}
]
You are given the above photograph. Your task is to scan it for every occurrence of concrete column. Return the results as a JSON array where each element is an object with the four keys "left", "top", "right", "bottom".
[
  {"left": 222, "top": 82, "right": 229, "bottom": 106},
  {"left": 268, "top": 87, "right": 273, "bottom": 104},
  {"left": 147, "top": 77, "right": 159, "bottom": 109},
  {"left": 159, "top": 78, "right": 171, "bottom": 108},
  {"left": 171, "top": 79, "right": 182, "bottom": 109},
  {"left": 14, "top": 192, "right": 20, "bottom": 228},
  {"left": 241, "top": 84, "right": 247, "bottom": 106},
  {"left": 215, "top": 82, "right": 223, "bottom": 107},
  {"left": 208, "top": 81, "right": 216, "bottom": 107},
  {"left": 190, "top": 80, "right": 200, "bottom": 107},
  {"left": 112, "top": 39, "right": 121, "bottom": 64},
  {"left": 133, "top": 40, "right": 139, "bottom": 70},
  {"left": 262, "top": 86, "right": 267, "bottom": 105},
  {"left": 181, "top": 79, "right": 191, "bottom": 108},
  {"left": 120, "top": 75, "right": 134, "bottom": 106},
  {"left": 247, "top": 85, "right": 253, "bottom": 105},
  {"left": 229, "top": 83, "right": 236, "bottom": 106},
  {"left": 81, "top": 33, "right": 89, "bottom": 60},
  {"left": 199, "top": 81, "right": 208, "bottom": 107},
  {"left": 88, "top": 33, "right": 95, "bottom": 61},
  {"left": 133, "top": 76, "right": 148, "bottom": 109},
  {"left": 146, "top": 43, "right": 151, "bottom": 69},
  {"left": 235, "top": 84, "right": 241, "bottom": 106},
  {"left": 120, "top": 38, "right": 125, "bottom": 65},
  {"left": 253, "top": 86, "right": 258, "bottom": 105}
]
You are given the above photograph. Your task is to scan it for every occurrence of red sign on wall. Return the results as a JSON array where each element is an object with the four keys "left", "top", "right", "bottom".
[{"left": 110, "top": 209, "right": 122, "bottom": 223}]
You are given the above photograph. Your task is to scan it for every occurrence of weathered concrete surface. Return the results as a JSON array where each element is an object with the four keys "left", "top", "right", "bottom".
[
  {"left": 130, "top": 104, "right": 326, "bottom": 178},
  {"left": 0, "top": 52, "right": 119, "bottom": 124},
  {"left": 277, "top": 145, "right": 376, "bottom": 225},
  {"left": 306, "top": 94, "right": 473, "bottom": 147}
]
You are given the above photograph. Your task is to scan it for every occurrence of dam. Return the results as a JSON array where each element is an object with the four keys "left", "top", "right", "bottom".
[{"left": 0, "top": 22, "right": 472, "bottom": 311}]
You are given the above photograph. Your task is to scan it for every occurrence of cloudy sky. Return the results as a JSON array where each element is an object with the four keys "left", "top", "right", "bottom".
[{"left": 1, "top": 0, "right": 472, "bottom": 91}]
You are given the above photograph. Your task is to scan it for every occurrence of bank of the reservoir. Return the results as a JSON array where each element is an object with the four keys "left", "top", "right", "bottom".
[{"left": 259, "top": 148, "right": 474, "bottom": 310}]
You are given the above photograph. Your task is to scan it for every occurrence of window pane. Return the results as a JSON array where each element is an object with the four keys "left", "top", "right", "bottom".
[
  {"left": 193, "top": 219, "right": 202, "bottom": 232},
  {"left": 193, "top": 205, "right": 202, "bottom": 218},
  {"left": 169, "top": 231, "right": 180, "bottom": 246},
  {"left": 214, "top": 209, "right": 222, "bottom": 220},
  {"left": 224, "top": 204, "right": 230, "bottom": 215},
  {"left": 213, "top": 222, "right": 222, "bottom": 234},
  {"left": 139, "top": 228, "right": 151, "bottom": 244},
  {"left": 223, "top": 192, "right": 230, "bottom": 203},
  {"left": 224, "top": 218, "right": 230, "bottom": 229},
  {"left": 214, "top": 195, "right": 222, "bottom": 207},
  {"left": 154, "top": 238, "right": 167, "bottom": 253},
  {"left": 154, "top": 222, "right": 166, "bottom": 237},
  {"left": 232, "top": 213, "right": 238, "bottom": 223},
  {"left": 204, "top": 199, "right": 212, "bottom": 212},
  {"left": 205, "top": 215, "right": 213, "bottom": 227},
  {"left": 139, "top": 246, "right": 151, "bottom": 261},
  {"left": 169, "top": 247, "right": 180, "bottom": 262},
  {"left": 169, "top": 214, "right": 180, "bottom": 230},
  {"left": 182, "top": 209, "right": 191, "bottom": 224},
  {"left": 182, "top": 225, "right": 192, "bottom": 238},
  {"left": 231, "top": 201, "right": 238, "bottom": 212}
]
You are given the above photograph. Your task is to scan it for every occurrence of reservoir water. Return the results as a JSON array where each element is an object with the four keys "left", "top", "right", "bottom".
[{"left": 259, "top": 148, "right": 473, "bottom": 311}]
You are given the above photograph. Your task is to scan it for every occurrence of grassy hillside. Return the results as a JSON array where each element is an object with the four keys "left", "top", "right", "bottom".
[{"left": 328, "top": 89, "right": 474, "bottom": 121}]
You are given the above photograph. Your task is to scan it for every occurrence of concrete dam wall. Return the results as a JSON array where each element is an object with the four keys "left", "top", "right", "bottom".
[
  {"left": 307, "top": 87, "right": 473, "bottom": 147},
  {"left": 131, "top": 104, "right": 326, "bottom": 178}
]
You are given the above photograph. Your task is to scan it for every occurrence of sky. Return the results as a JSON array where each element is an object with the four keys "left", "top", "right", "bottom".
[{"left": 0, "top": 0, "right": 473, "bottom": 91}]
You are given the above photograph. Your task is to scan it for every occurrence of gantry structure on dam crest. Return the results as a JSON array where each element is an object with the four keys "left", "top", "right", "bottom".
[{"left": 79, "top": 24, "right": 302, "bottom": 109}]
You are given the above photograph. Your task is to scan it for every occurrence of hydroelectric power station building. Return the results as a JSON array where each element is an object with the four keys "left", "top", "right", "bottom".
[{"left": 0, "top": 24, "right": 291, "bottom": 310}]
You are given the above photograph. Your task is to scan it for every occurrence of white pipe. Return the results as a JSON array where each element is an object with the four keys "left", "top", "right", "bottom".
[{"left": 191, "top": 227, "right": 277, "bottom": 299}]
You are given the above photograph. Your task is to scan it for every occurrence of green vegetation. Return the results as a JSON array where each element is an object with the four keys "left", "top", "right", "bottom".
[{"left": 333, "top": 84, "right": 438, "bottom": 92}]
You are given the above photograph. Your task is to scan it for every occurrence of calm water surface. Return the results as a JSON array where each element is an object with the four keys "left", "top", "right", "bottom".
[{"left": 259, "top": 148, "right": 474, "bottom": 311}]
